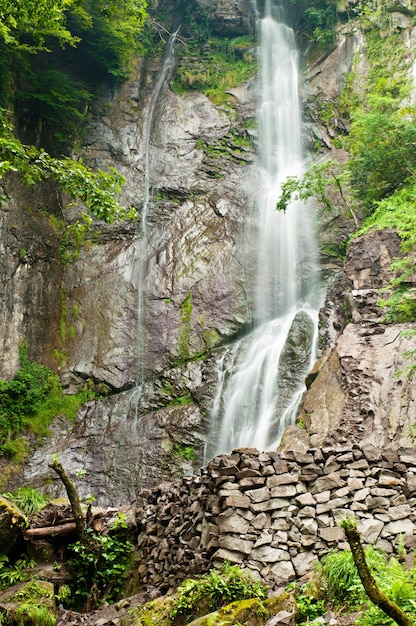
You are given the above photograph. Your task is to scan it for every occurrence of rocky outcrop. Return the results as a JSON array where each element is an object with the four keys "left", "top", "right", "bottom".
[
  {"left": 196, "top": 0, "right": 256, "bottom": 36},
  {"left": 0, "top": 496, "right": 28, "bottom": 555},
  {"left": 0, "top": 3, "right": 257, "bottom": 497},
  {"left": 16, "top": 390, "right": 206, "bottom": 506},
  {"left": 134, "top": 445, "right": 416, "bottom": 596},
  {"left": 298, "top": 229, "right": 416, "bottom": 449}
]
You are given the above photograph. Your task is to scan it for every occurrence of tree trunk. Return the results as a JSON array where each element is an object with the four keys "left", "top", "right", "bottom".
[
  {"left": 24, "top": 522, "right": 77, "bottom": 538},
  {"left": 48, "top": 458, "right": 85, "bottom": 540},
  {"left": 341, "top": 520, "right": 413, "bottom": 626}
]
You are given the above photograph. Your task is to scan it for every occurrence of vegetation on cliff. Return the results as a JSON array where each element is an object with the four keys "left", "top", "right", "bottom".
[
  {"left": 0, "top": 0, "right": 148, "bottom": 238},
  {"left": 0, "top": 342, "right": 97, "bottom": 461}
]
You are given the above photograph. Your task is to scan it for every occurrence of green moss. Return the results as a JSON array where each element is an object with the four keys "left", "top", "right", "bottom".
[
  {"left": 6, "top": 580, "right": 56, "bottom": 625},
  {"left": 0, "top": 496, "right": 29, "bottom": 529},
  {"left": 172, "top": 443, "right": 197, "bottom": 462},
  {"left": 60, "top": 290, "right": 68, "bottom": 344},
  {"left": 130, "top": 595, "right": 176, "bottom": 625},
  {"left": 178, "top": 293, "right": 193, "bottom": 360},
  {"left": 202, "top": 328, "right": 221, "bottom": 351}
]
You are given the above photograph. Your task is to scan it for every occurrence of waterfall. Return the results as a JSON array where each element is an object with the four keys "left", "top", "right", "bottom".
[
  {"left": 141, "top": 29, "right": 179, "bottom": 234},
  {"left": 135, "top": 30, "right": 179, "bottom": 388},
  {"left": 205, "top": 0, "right": 321, "bottom": 461}
]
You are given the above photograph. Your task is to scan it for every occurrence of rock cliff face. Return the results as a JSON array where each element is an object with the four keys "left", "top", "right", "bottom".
[
  {"left": 298, "top": 230, "right": 416, "bottom": 451},
  {"left": 1, "top": 0, "right": 415, "bottom": 504}
]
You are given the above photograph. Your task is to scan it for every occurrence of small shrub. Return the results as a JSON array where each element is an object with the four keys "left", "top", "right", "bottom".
[
  {"left": 2, "top": 487, "right": 49, "bottom": 515},
  {"left": 68, "top": 527, "right": 133, "bottom": 609},
  {"left": 169, "top": 561, "right": 267, "bottom": 623},
  {"left": 318, "top": 546, "right": 387, "bottom": 608},
  {"left": 0, "top": 341, "right": 98, "bottom": 458}
]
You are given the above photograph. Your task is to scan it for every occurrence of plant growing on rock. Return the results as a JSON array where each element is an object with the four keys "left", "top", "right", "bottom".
[
  {"left": 169, "top": 561, "right": 267, "bottom": 624},
  {"left": 305, "top": 524, "right": 416, "bottom": 625},
  {"left": 0, "top": 342, "right": 97, "bottom": 460},
  {"left": 341, "top": 518, "right": 414, "bottom": 626}
]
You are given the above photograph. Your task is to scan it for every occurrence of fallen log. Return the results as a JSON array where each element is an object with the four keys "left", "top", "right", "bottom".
[{"left": 24, "top": 522, "right": 77, "bottom": 539}]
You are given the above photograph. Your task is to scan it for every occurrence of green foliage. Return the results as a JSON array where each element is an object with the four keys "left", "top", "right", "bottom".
[
  {"left": 288, "top": 0, "right": 339, "bottom": 48},
  {"left": 0, "top": 342, "right": 97, "bottom": 459},
  {"left": 0, "top": 123, "right": 136, "bottom": 223},
  {"left": 355, "top": 557, "right": 416, "bottom": 626},
  {"left": 69, "top": 0, "right": 148, "bottom": 80},
  {"left": 344, "top": 27, "right": 412, "bottom": 213},
  {"left": 276, "top": 159, "right": 359, "bottom": 229},
  {"left": 313, "top": 545, "right": 416, "bottom": 624},
  {"left": 0, "top": 556, "right": 37, "bottom": 590},
  {"left": 0, "top": 342, "right": 55, "bottom": 453},
  {"left": 0, "top": 0, "right": 78, "bottom": 51},
  {"left": 15, "top": 67, "right": 92, "bottom": 144},
  {"left": 2, "top": 487, "right": 49, "bottom": 515},
  {"left": 68, "top": 526, "right": 133, "bottom": 609},
  {"left": 357, "top": 184, "right": 416, "bottom": 253},
  {"left": 0, "top": 0, "right": 147, "bottom": 147},
  {"left": 356, "top": 184, "right": 416, "bottom": 323},
  {"left": 291, "top": 582, "right": 325, "bottom": 624},
  {"left": 173, "top": 36, "right": 257, "bottom": 104},
  {"left": 318, "top": 546, "right": 387, "bottom": 609},
  {"left": 169, "top": 561, "right": 267, "bottom": 624},
  {"left": 172, "top": 443, "right": 197, "bottom": 462},
  {"left": 346, "top": 105, "right": 416, "bottom": 213}
]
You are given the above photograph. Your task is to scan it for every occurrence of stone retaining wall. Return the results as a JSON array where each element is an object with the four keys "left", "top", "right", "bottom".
[{"left": 135, "top": 444, "right": 416, "bottom": 595}]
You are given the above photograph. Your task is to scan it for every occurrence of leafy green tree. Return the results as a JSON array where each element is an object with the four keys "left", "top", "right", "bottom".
[
  {"left": 346, "top": 101, "right": 416, "bottom": 213},
  {"left": 0, "top": 0, "right": 78, "bottom": 50},
  {"left": 70, "top": 0, "right": 148, "bottom": 79}
]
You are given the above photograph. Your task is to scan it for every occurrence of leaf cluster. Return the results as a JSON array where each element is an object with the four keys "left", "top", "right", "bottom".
[
  {"left": 311, "top": 546, "right": 416, "bottom": 625},
  {"left": 169, "top": 561, "right": 267, "bottom": 623},
  {"left": 0, "top": 555, "right": 37, "bottom": 590},
  {"left": 0, "top": 121, "right": 137, "bottom": 223},
  {"left": 0, "top": 0, "right": 78, "bottom": 52},
  {"left": 68, "top": 527, "right": 133, "bottom": 609}
]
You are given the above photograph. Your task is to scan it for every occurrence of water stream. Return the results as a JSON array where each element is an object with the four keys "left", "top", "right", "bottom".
[
  {"left": 205, "top": 0, "right": 321, "bottom": 460},
  {"left": 135, "top": 30, "right": 179, "bottom": 391}
]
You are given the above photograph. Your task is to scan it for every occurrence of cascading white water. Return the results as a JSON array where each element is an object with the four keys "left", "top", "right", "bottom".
[{"left": 205, "top": 0, "right": 321, "bottom": 460}]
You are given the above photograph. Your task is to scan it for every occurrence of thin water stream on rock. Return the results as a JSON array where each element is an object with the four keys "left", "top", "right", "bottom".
[
  {"left": 206, "top": 0, "right": 321, "bottom": 460},
  {"left": 135, "top": 30, "right": 179, "bottom": 390}
]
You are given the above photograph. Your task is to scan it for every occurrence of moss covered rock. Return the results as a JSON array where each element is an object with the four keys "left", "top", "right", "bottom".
[
  {"left": 187, "top": 594, "right": 296, "bottom": 626},
  {"left": 130, "top": 592, "right": 295, "bottom": 626},
  {"left": 0, "top": 579, "right": 56, "bottom": 625},
  {"left": 0, "top": 496, "right": 29, "bottom": 555}
]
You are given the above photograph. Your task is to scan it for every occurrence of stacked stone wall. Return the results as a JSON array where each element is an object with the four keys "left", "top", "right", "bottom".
[{"left": 136, "top": 444, "right": 416, "bottom": 595}]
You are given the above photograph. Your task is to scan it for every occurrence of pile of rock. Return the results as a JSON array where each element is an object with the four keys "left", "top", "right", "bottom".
[{"left": 136, "top": 444, "right": 416, "bottom": 594}]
